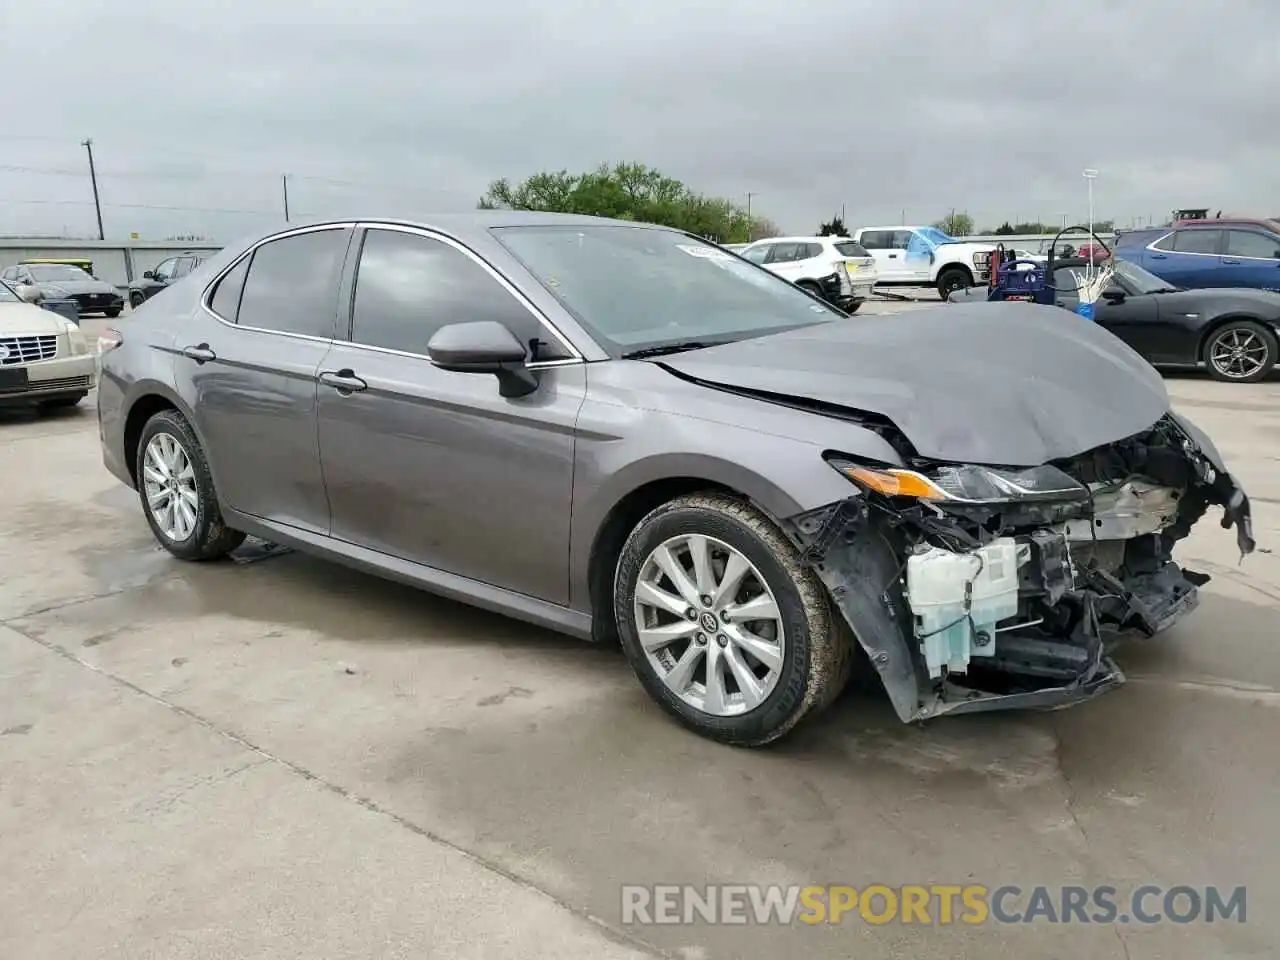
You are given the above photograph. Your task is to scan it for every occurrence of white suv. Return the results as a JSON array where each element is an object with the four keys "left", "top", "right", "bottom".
[
  {"left": 738, "top": 236, "right": 878, "bottom": 312},
  {"left": 850, "top": 226, "right": 995, "bottom": 299}
]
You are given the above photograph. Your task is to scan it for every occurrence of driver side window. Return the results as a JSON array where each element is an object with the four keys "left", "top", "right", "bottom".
[{"left": 153, "top": 258, "right": 177, "bottom": 281}]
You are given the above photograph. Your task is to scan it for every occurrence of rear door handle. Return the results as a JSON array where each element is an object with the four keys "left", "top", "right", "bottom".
[
  {"left": 318, "top": 369, "right": 367, "bottom": 394},
  {"left": 181, "top": 343, "right": 216, "bottom": 363}
]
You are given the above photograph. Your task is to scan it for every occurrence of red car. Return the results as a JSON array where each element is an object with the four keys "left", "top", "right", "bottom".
[{"left": 1077, "top": 242, "right": 1111, "bottom": 263}]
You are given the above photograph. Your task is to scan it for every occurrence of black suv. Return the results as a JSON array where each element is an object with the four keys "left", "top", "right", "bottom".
[{"left": 128, "top": 253, "right": 205, "bottom": 308}]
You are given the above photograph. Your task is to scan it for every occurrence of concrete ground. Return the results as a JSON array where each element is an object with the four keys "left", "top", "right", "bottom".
[{"left": 2, "top": 304, "right": 1278, "bottom": 959}]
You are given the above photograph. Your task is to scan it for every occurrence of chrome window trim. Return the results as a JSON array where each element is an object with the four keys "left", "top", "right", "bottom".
[
  {"left": 1222, "top": 230, "right": 1280, "bottom": 262},
  {"left": 200, "top": 221, "right": 356, "bottom": 344},
  {"left": 1149, "top": 229, "right": 1225, "bottom": 258},
  {"left": 324, "top": 336, "right": 581, "bottom": 371},
  {"left": 350, "top": 222, "right": 585, "bottom": 364}
]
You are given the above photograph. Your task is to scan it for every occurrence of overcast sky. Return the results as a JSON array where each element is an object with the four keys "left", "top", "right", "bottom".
[{"left": 1, "top": 0, "right": 1276, "bottom": 240}]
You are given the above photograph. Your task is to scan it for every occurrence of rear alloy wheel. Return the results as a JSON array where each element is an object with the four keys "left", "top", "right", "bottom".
[
  {"left": 614, "top": 493, "right": 852, "bottom": 746},
  {"left": 136, "top": 409, "right": 245, "bottom": 560},
  {"left": 1203, "top": 320, "right": 1276, "bottom": 383},
  {"left": 936, "top": 267, "right": 972, "bottom": 300}
]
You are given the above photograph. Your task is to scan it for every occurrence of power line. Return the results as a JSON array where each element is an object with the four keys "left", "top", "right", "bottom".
[{"left": 0, "top": 197, "right": 282, "bottom": 215}]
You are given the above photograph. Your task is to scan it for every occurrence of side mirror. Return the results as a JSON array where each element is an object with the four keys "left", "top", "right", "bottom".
[
  {"left": 1102, "top": 286, "right": 1126, "bottom": 303},
  {"left": 142, "top": 270, "right": 155, "bottom": 279},
  {"left": 427, "top": 320, "right": 538, "bottom": 398}
]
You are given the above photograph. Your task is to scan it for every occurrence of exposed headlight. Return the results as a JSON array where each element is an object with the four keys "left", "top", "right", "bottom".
[
  {"left": 827, "top": 457, "right": 1087, "bottom": 504},
  {"left": 64, "top": 321, "right": 90, "bottom": 355}
]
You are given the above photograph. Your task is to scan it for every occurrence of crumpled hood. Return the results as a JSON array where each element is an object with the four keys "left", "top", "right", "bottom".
[{"left": 661, "top": 302, "right": 1171, "bottom": 466}]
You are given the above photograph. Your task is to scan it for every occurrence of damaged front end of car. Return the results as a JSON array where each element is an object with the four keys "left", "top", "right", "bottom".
[{"left": 785, "top": 414, "right": 1256, "bottom": 722}]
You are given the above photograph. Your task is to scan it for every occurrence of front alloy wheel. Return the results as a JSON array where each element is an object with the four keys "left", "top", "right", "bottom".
[
  {"left": 633, "top": 533, "right": 786, "bottom": 717},
  {"left": 614, "top": 492, "right": 852, "bottom": 746}
]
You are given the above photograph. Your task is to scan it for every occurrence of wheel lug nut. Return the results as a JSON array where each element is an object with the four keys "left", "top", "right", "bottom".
[
  {"left": 716, "top": 634, "right": 729, "bottom": 648},
  {"left": 686, "top": 607, "right": 697, "bottom": 620},
  {"left": 719, "top": 610, "right": 730, "bottom": 622},
  {"left": 695, "top": 633, "right": 706, "bottom": 645},
  {"left": 700, "top": 595, "right": 712, "bottom": 606}
]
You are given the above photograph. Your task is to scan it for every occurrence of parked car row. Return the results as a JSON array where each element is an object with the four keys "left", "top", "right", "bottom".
[{"left": 0, "top": 261, "right": 122, "bottom": 319}]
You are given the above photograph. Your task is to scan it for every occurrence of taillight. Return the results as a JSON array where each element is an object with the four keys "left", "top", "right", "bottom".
[{"left": 97, "top": 328, "right": 123, "bottom": 354}]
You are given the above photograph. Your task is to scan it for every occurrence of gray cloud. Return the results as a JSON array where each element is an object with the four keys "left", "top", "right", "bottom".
[{"left": 1, "top": 0, "right": 1277, "bottom": 239}]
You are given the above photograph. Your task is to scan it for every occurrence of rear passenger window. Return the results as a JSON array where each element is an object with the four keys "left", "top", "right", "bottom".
[
  {"left": 860, "top": 231, "right": 892, "bottom": 249},
  {"left": 1225, "top": 231, "right": 1280, "bottom": 259},
  {"left": 208, "top": 257, "right": 250, "bottom": 321},
  {"left": 236, "top": 229, "right": 348, "bottom": 338},
  {"left": 349, "top": 228, "right": 570, "bottom": 361},
  {"left": 1172, "top": 230, "right": 1221, "bottom": 255},
  {"left": 799, "top": 243, "right": 822, "bottom": 259}
]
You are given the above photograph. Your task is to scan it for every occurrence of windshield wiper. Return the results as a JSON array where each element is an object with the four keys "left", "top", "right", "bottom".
[{"left": 620, "top": 340, "right": 731, "bottom": 359}]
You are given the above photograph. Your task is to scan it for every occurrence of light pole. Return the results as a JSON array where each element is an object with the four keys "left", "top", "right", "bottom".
[
  {"left": 1082, "top": 168, "right": 1098, "bottom": 279},
  {"left": 746, "top": 192, "right": 758, "bottom": 240}
]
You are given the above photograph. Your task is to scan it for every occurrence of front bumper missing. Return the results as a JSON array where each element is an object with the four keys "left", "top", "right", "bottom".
[{"left": 786, "top": 419, "right": 1253, "bottom": 723}]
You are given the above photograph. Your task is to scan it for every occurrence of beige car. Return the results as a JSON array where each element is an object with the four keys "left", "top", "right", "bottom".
[{"left": 0, "top": 279, "right": 97, "bottom": 410}]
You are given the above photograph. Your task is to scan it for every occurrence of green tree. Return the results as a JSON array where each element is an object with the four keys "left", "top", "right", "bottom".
[
  {"left": 933, "top": 211, "right": 975, "bottom": 237},
  {"left": 817, "top": 215, "right": 848, "bottom": 236},
  {"left": 477, "top": 162, "right": 764, "bottom": 243}
]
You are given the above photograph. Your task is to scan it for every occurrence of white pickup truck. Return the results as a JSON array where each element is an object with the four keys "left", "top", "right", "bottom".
[{"left": 850, "top": 226, "right": 996, "bottom": 299}]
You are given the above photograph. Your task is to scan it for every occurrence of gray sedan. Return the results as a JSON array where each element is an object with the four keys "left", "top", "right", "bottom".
[{"left": 96, "top": 213, "right": 1254, "bottom": 745}]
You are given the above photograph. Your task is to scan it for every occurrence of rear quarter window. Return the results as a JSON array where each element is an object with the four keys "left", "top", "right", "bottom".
[{"left": 834, "top": 241, "right": 870, "bottom": 257}]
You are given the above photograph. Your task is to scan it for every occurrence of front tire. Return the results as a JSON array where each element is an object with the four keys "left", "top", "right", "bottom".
[
  {"left": 130, "top": 291, "right": 145, "bottom": 309},
  {"left": 105, "top": 307, "right": 121, "bottom": 318},
  {"left": 936, "top": 267, "right": 973, "bottom": 300},
  {"left": 136, "top": 409, "right": 245, "bottom": 560},
  {"left": 1203, "top": 320, "right": 1276, "bottom": 383},
  {"left": 846, "top": 300, "right": 863, "bottom": 314},
  {"left": 613, "top": 493, "right": 852, "bottom": 746}
]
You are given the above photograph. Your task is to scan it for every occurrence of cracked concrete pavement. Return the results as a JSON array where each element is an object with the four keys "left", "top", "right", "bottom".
[{"left": 1, "top": 309, "right": 1278, "bottom": 958}]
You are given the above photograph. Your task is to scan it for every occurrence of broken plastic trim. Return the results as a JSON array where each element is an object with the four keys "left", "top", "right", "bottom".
[{"left": 786, "top": 416, "right": 1255, "bottom": 723}]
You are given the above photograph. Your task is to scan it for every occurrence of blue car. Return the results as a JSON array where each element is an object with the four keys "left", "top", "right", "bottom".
[{"left": 1115, "top": 220, "right": 1280, "bottom": 293}]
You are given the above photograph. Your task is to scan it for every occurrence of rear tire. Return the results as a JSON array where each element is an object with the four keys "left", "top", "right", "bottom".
[
  {"left": 613, "top": 492, "right": 852, "bottom": 746},
  {"left": 936, "top": 267, "right": 973, "bottom": 300},
  {"left": 846, "top": 300, "right": 863, "bottom": 314},
  {"left": 136, "top": 409, "right": 245, "bottom": 561},
  {"left": 796, "top": 280, "right": 822, "bottom": 299},
  {"left": 1202, "top": 320, "right": 1276, "bottom": 383}
]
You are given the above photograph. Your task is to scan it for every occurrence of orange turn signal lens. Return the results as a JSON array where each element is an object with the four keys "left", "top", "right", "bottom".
[{"left": 842, "top": 466, "right": 947, "bottom": 500}]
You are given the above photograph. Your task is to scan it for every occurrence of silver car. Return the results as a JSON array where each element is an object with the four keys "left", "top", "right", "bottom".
[{"left": 97, "top": 214, "right": 1255, "bottom": 745}]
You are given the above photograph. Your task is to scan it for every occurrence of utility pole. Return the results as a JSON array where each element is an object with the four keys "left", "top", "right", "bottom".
[
  {"left": 282, "top": 174, "right": 290, "bottom": 222},
  {"left": 81, "top": 138, "right": 104, "bottom": 240}
]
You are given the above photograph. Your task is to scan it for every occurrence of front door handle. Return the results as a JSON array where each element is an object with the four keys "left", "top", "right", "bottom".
[
  {"left": 181, "top": 343, "right": 216, "bottom": 363},
  {"left": 1150, "top": 253, "right": 1168, "bottom": 259},
  {"left": 318, "top": 369, "right": 368, "bottom": 394},
  {"left": 887, "top": 253, "right": 899, "bottom": 259}
]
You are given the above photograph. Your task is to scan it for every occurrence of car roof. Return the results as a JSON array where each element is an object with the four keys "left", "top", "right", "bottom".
[
  {"left": 1174, "top": 217, "right": 1280, "bottom": 231},
  {"left": 268, "top": 211, "right": 681, "bottom": 245}
]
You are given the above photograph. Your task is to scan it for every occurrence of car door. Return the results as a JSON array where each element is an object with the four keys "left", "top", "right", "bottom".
[
  {"left": 146, "top": 257, "right": 179, "bottom": 298},
  {"left": 315, "top": 225, "right": 585, "bottom": 604},
  {"left": 1145, "top": 229, "right": 1222, "bottom": 289},
  {"left": 904, "top": 231, "right": 935, "bottom": 281},
  {"left": 1221, "top": 229, "right": 1280, "bottom": 292},
  {"left": 177, "top": 226, "right": 350, "bottom": 534},
  {"left": 762, "top": 242, "right": 801, "bottom": 279},
  {"left": 859, "top": 231, "right": 904, "bottom": 280}
]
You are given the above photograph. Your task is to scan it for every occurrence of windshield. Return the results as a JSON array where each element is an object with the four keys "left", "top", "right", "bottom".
[
  {"left": 492, "top": 225, "right": 844, "bottom": 356},
  {"left": 0, "top": 280, "right": 19, "bottom": 303},
  {"left": 28, "top": 264, "right": 91, "bottom": 282},
  {"left": 1113, "top": 259, "right": 1177, "bottom": 294},
  {"left": 917, "top": 227, "right": 957, "bottom": 246}
]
